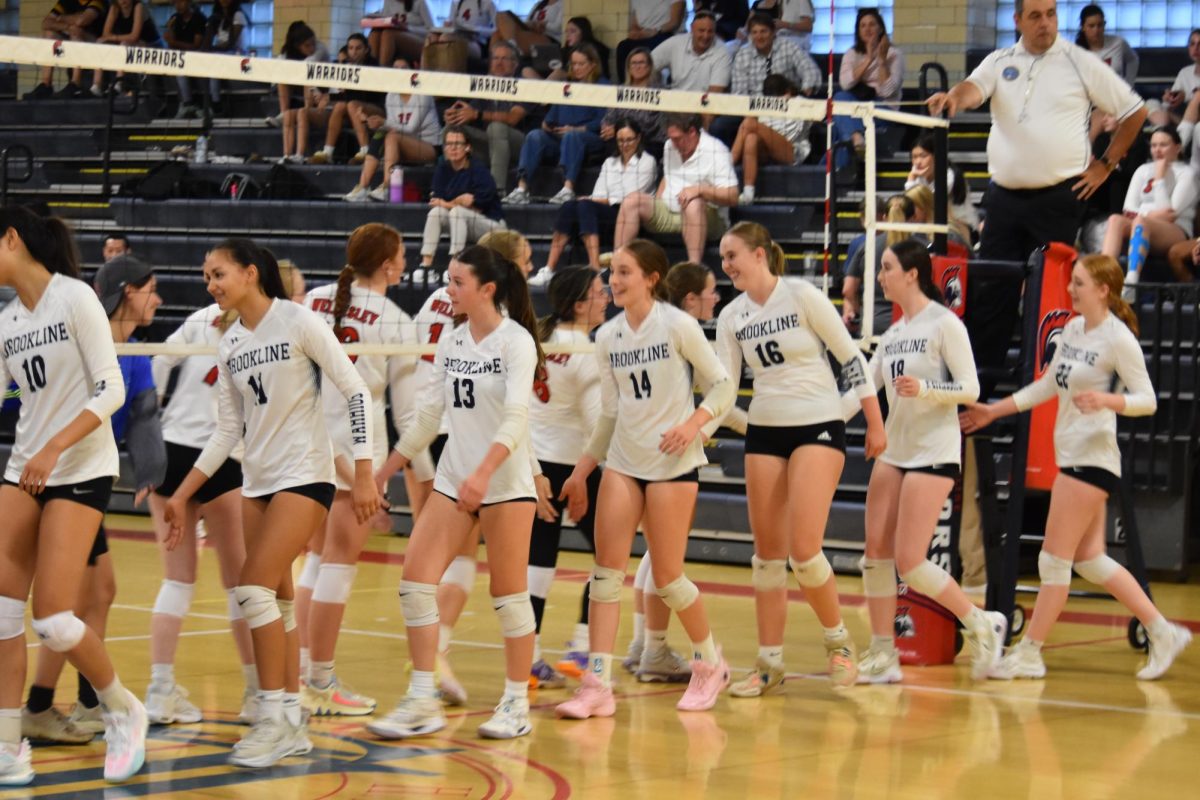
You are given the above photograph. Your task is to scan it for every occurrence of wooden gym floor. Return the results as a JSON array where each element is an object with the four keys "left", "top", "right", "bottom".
[{"left": 4, "top": 513, "right": 1198, "bottom": 799}]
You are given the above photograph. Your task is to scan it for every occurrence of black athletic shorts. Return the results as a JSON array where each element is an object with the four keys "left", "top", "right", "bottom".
[
  {"left": 154, "top": 442, "right": 243, "bottom": 505},
  {"left": 432, "top": 488, "right": 536, "bottom": 517},
  {"left": 744, "top": 420, "right": 847, "bottom": 458},
  {"left": 4, "top": 476, "right": 113, "bottom": 514},
  {"left": 896, "top": 463, "right": 960, "bottom": 480},
  {"left": 627, "top": 468, "right": 699, "bottom": 492},
  {"left": 252, "top": 482, "right": 337, "bottom": 511},
  {"left": 87, "top": 525, "right": 109, "bottom": 566},
  {"left": 430, "top": 433, "right": 449, "bottom": 467},
  {"left": 1061, "top": 466, "right": 1120, "bottom": 496}
]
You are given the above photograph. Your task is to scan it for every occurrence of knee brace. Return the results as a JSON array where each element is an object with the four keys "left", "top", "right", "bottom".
[
  {"left": 900, "top": 561, "right": 951, "bottom": 598},
  {"left": 0, "top": 596, "right": 26, "bottom": 640},
  {"left": 226, "top": 588, "right": 242, "bottom": 622},
  {"left": 312, "top": 564, "right": 358, "bottom": 605},
  {"left": 751, "top": 556, "right": 789, "bottom": 592},
  {"left": 441, "top": 556, "right": 477, "bottom": 593},
  {"left": 862, "top": 558, "right": 897, "bottom": 598},
  {"left": 31, "top": 611, "right": 86, "bottom": 653},
  {"left": 492, "top": 591, "right": 536, "bottom": 638},
  {"left": 233, "top": 585, "right": 281, "bottom": 630},
  {"left": 589, "top": 566, "right": 625, "bottom": 604},
  {"left": 656, "top": 575, "right": 700, "bottom": 612},
  {"left": 790, "top": 552, "right": 833, "bottom": 588},
  {"left": 152, "top": 579, "right": 195, "bottom": 618},
  {"left": 1038, "top": 551, "right": 1073, "bottom": 586},
  {"left": 277, "top": 599, "right": 296, "bottom": 633},
  {"left": 1074, "top": 554, "right": 1120, "bottom": 585},
  {"left": 297, "top": 553, "right": 322, "bottom": 591},
  {"left": 399, "top": 580, "right": 439, "bottom": 627},
  {"left": 634, "top": 555, "right": 652, "bottom": 592}
]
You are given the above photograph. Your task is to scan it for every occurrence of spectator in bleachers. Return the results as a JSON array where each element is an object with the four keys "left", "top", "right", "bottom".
[
  {"left": 904, "top": 130, "right": 979, "bottom": 234},
  {"left": 202, "top": 0, "right": 248, "bottom": 115},
  {"left": 343, "top": 73, "right": 441, "bottom": 202},
  {"left": 369, "top": 0, "right": 434, "bottom": 66},
  {"left": 545, "top": 118, "right": 658, "bottom": 279},
  {"left": 842, "top": 196, "right": 916, "bottom": 335},
  {"left": 419, "top": 126, "right": 505, "bottom": 267},
  {"left": 602, "top": 48, "right": 665, "bottom": 156},
  {"left": 277, "top": 22, "right": 331, "bottom": 164},
  {"left": 442, "top": 40, "right": 528, "bottom": 195},
  {"left": 829, "top": 8, "right": 903, "bottom": 168},
  {"left": 1101, "top": 125, "right": 1198, "bottom": 281},
  {"left": 311, "top": 34, "right": 385, "bottom": 165},
  {"left": 1157, "top": 29, "right": 1200, "bottom": 125},
  {"left": 732, "top": 0, "right": 812, "bottom": 54},
  {"left": 429, "top": 0, "right": 497, "bottom": 63},
  {"left": 615, "top": 0, "right": 686, "bottom": 83},
  {"left": 166, "top": 0, "right": 209, "bottom": 119},
  {"left": 650, "top": 11, "right": 731, "bottom": 98},
  {"left": 491, "top": 0, "right": 564, "bottom": 78},
  {"left": 92, "top": 0, "right": 165, "bottom": 96},
  {"left": 1165, "top": 236, "right": 1200, "bottom": 282},
  {"left": 732, "top": 74, "right": 809, "bottom": 206},
  {"left": 503, "top": 44, "right": 609, "bottom": 206},
  {"left": 559, "top": 17, "right": 611, "bottom": 81},
  {"left": 1075, "top": 5, "right": 1137, "bottom": 85},
  {"left": 26, "top": 0, "right": 108, "bottom": 99},
  {"left": 692, "top": 0, "right": 749, "bottom": 44},
  {"left": 613, "top": 112, "right": 739, "bottom": 264},
  {"left": 103, "top": 232, "right": 132, "bottom": 262}
]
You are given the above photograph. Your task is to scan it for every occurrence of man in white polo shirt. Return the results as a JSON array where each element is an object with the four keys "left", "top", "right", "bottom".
[
  {"left": 650, "top": 11, "right": 731, "bottom": 94},
  {"left": 613, "top": 112, "right": 739, "bottom": 263}
]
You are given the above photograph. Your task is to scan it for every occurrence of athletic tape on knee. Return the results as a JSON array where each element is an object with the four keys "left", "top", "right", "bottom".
[
  {"left": 1074, "top": 554, "right": 1120, "bottom": 585},
  {"left": 152, "top": 579, "right": 195, "bottom": 618},
  {"left": 900, "top": 561, "right": 952, "bottom": 597},
  {"left": 399, "top": 580, "right": 439, "bottom": 627},
  {"left": 226, "top": 588, "right": 242, "bottom": 621},
  {"left": 634, "top": 555, "right": 652, "bottom": 592},
  {"left": 277, "top": 599, "right": 296, "bottom": 633},
  {"left": 31, "top": 611, "right": 86, "bottom": 653},
  {"left": 441, "top": 556, "right": 477, "bottom": 593},
  {"left": 527, "top": 565, "right": 555, "bottom": 600},
  {"left": 789, "top": 552, "right": 833, "bottom": 588},
  {"left": 656, "top": 575, "right": 700, "bottom": 612},
  {"left": 590, "top": 566, "right": 625, "bottom": 604},
  {"left": 751, "top": 555, "right": 788, "bottom": 592},
  {"left": 862, "top": 558, "right": 897, "bottom": 598},
  {"left": 0, "top": 596, "right": 26, "bottom": 640},
  {"left": 492, "top": 591, "right": 536, "bottom": 638},
  {"left": 297, "top": 553, "right": 322, "bottom": 591},
  {"left": 233, "top": 585, "right": 281, "bottom": 630},
  {"left": 1038, "top": 551, "right": 1073, "bottom": 587},
  {"left": 312, "top": 564, "right": 358, "bottom": 605}
]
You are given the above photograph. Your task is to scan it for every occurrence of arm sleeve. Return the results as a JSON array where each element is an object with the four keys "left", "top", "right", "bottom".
[
  {"left": 842, "top": 348, "right": 884, "bottom": 422},
  {"left": 73, "top": 293, "right": 126, "bottom": 421},
  {"left": 125, "top": 388, "right": 167, "bottom": 491},
  {"left": 386, "top": 339, "right": 418, "bottom": 443},
  {"left": 582, "top": 333, "right": 618, "bottom": 463},
  {"left": 492, "top": 334, "right": 537, "bottom": 453},
  {"left": 801, "top": 283, "right": 875, "bottom": 399},
  {"left": 677, "top": 316, "right": 734, "bottom": 420},
  {"left": 918, "top": 316, "right": 980, "bottom": 405},
  {"left": 703, "top": 311, "right": 743, "bottom": 438},
  {"left": 1011, "top": 371, "right": 1058, "bottom": 412},
  {"left": 1112, "top": 325, "right": 1157, "bottom": 417},
  {"left": 396, "top": 337, "right": 447, "bottom": 459},
  {"left": 193, "top": 357, "right": 242, "bottom": 476},
  {"left": 302, "top": 314, "right": 374, "bottom": 462}
]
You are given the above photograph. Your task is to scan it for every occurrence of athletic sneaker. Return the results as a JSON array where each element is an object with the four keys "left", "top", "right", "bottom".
[
  {"left": 856, "top": 646, "right": 903, "bottom": 685},
  {"left": 555, "top": 673, "right": 616, "bottom": 720},
  {"left": 24, "top": 82, "right": 53, "bottom": 100},
  {"left": 825, "top": 637, "right": 859, "bottom": 687},
  {"left": 1137, "top": 622, "right": 1193, "bottom": 681},
  {"left": 229, "top": 717, "right": 293, "bottom": 767},
  {"left": 557, "top": 647, "right": 589, "bottom": 679},
  {"left": 68, "top": 702, "right": 105, "bottom": 734},
  {"left": 548, "top": 187, "right": 575, "bottom": 204},
  {"left": 102, "top": 692, "right": 148, "bottom": 783},
  {"left": 502, "top": 186, "right": 530, "bottom": 205},
  {"left": 478, "top": 697, "right": 532, "bottom": 739},
  {"left": 55, "top": 81, "right": 83, "bottom": 99},
  {"left": 526, "top": 266, "right": 553, "bottom": 287},
  {"left": 437, "top": 653, "right": 468, "bottom": 706},
  {"left": 637, "top": 646, "right": 693, "bottom": 683},
  {"left": 22, "top": 706, "right": 95, "bottom": 744},
  {"left": 965, "top": 611, "right": 1009, "bottom": 680},
  {"left": 239, "top": 688, "right": 259, "bottom": 724},
  {"left": 368, "top": 185, "right": 388, "bottom": 202},
  {"left": 989, "top": 639, "right": 1046, "bottom": 680},
  {"left": 529, "top": 659, "right": 566, "bottom": 690},
  {"left": 288, "top": 719, "right": 313, "bottom": 756},
  {"left": 367, "top": 695, "right": 446, "bottom": 739},
  {"left": 728, "top": 657, "right": 786, "bottom": 697},
  {"left": 621, "top": 640, "right": 643, "bottom": 674},
  {"left": 0, "top": 740, "right": 32, "bottom": 786},
  {"left": 343, "top": 185, "right": 370, "bottom": 203},
  {"left": 308, "top": 151, "right": 332, "bottom": 164},
  {"left": 145, "top": 683, "right": 203, "bottom": 724},
  {"left": 302, "top": 678, "right": 376, "bottom": 716},
  {"left": 677, "top": 655, "right": 731, "bottom": 712},
  {"left": 349, "top": 151, "right": 367, "bottom": 165}
]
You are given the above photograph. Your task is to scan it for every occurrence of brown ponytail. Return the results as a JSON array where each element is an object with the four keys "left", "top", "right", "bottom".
[
  {"left": 885, "top": 194, "right": 915, "bottom": 248},
  {"left": 338, "top": 222, "right": 403, "bottom": 327},
  {"left": 455, "top": 244, "right": 547, "bottom": 380},
  {"left": 332, "top": 263, "right": 355, "bottom": 328},
  {"left": 726, "top": 220, "right": 785, "bottom": 275},
  {"left": 0, "top": 206, "right": 80, "bottom": 277},
  {"left": 1079, "top": 253, "right": 1139, "bottom": 336}
]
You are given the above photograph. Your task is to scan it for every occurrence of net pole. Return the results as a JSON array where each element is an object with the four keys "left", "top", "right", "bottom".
[
  {"left": 821, "top": 0, "right": 837, "bottom": 295},
  {"left": 861, "top": 111, "right": 878, "bottom": 345}
]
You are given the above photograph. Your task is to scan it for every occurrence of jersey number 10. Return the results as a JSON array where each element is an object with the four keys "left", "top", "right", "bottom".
[{"left": 21, "top": 355, "right": 47, "bottom": 392}]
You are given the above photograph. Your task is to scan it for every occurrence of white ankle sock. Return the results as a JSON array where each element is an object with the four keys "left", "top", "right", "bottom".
[
  {"left": 150, "top": 663, "right": 174, "bottom": 689},
  {"left": 758, "top": 645, "right": 784, "bottom": 668},
  {"left": 589, "top": 653, "right": 613, "bottom": 686},
  {"left": 322, "top": 145, "right": 334, "bottom": 156},
  {"left": 310, "top": 660, "right": 335, "bottom": 688},
  {"left": 573, "top": 622, "right": 590, "bottom": 649},
  {"left": 258, "top": 689, "right": 283, "bottom": 723},
  {"left": 822, "top": 622, "right": 849, "bottom": 644},
  {"left": 409, "top": 670, "right": 437, "bottom": 699},
  {"left": 242, "top": 664, "right": 259, "bottom": 691},
  {"left": 504, "top": 678, "right": 528, "bottom": 701},
  {"left": 533, "top": 634, "right": 542, "bottom": 663},
  {"left": 871, "top": 635, "right": 896, "bottom": 653},
  {"left": 96, "top": 678, "right": 132, "bottom": 713},
  {"left": 692, "top": 634, "right": 719, "bottom": 665},
  {"left": 1148, "top": 615, "right": 1173, "bottom": 642},
  {"left": 299, "top": 647, "right": 311, "bottom": 682},
  {"left": 742, "top": 185, "right": 755, "bottom": 200},
  {"left": 645, "top": 629, "right": 668, "bottom": 653},
  {"left": 282, "top": 692, "right": 302, "bottom": 726}
]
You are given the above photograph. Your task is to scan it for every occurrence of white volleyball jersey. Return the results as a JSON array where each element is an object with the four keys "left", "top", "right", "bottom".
[
  {"left": 413, "top": 287, "right": 454, "bottom": 435},
  {"left": 530, "top": 327, "right": 600, "bottom": 466},
  {"left": 1013, "top": 314, "right": 1155, "bottom": 476},
  {"left": 153, "top": 304, "right": 230, "bottom": 450},
  {"left": 195, "top": 299, "right": 373, "bottom": 496},
  {"left": 593, "top": 302, "right": 731, "bottom": 481},
  {"left": 1, "top": 273, "right": 124, "bottom": 485},
  {"left": 307, "top": 283, "right": 418, "bottom": 481},
  {"left": 716, "top": 277, "right": 875, "bottom": 427},
  {"left": 865, "top": 302, "right": 979, "bottom": 468},
  {"left": 398, "top": 317, "right": 538, "bottom": 503}
]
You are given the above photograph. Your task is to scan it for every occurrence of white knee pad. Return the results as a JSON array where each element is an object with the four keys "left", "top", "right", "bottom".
[
  {"left": 527, "top": 565, "right": 555, "bottom": 600},
  {"left": 634, "top": 555, "right": 652, "bottom": 592},
  {"left": 31, "top": 611, "right": 86, "bottom": 653},
  {"left": 152, "top": 579, "right": 195, "bottom": 618},
  {"left": 656, "top": 575, "right": 700, "bottom": 612},
  {"left": 1038, "top": 551, "right": 1073, "bottom": 586},
  {"left": 751, "top": 556, "right": 788, "bottom": 592},
  {"left": 789, "top": 552, "right": 833, "bottom": 588},
  {"left": 441, "top": 556, "right": 477, "bottom": 593},
  {"left": 0, "top": 596, "right": 26, "bottom": 640},
  {"left": 862, "top": 558, "right": 897, "bottom": 598},
  {"left": 1074, "top": 554, "right": 1120, "bottom": 585},
  {"left": 900, "top": 561, "right": 951, "bottom": 597},
  {"left": 233, "top": 585, "right": 281, "bottom": 630},
  {"left": 589, "top": 566, "right": 625, "bottom": 604},
  {"left": 492, "top": 591, "right": 536, "bottom": 638},
  {"left": 277, "top": 598, "right": 296, "bottom": 633},
  {"left": 399, "top": 580, "right": 439, "bottom": 627},
  {"left": 226, "top": 588, "right": 242, "bottom": 622},
  {"left": 297, "top": 553, "right": 322, "bottom": 591},
  {"left": 313, "top": 564, "right": 358, "bottom": 605}
]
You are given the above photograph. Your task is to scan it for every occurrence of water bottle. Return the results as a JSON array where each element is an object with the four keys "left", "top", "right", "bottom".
[
  {"left": 390, "top": 166, "right": 404, "bottom": 203},
  {"left": 193, "top": 134, "right": 208, "bottom": 164},
  {"left": 1124, "top": 223, "right": 1146, "bottom": 302}
]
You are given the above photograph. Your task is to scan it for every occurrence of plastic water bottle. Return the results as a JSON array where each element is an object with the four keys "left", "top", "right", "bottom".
[
  {"left": 389, "top": 166, "right": 404, "bottom": 203},
  {"left": 193, "top": 135, "right": 208, "bottom": 164},
  {"left": 1124, "top": 223, "right": 1146, "bottom": 302}
]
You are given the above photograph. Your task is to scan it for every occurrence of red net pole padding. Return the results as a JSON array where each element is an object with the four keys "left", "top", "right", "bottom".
[{"left": 1025, "top": 241, "right": 1078, "bottom": 491}]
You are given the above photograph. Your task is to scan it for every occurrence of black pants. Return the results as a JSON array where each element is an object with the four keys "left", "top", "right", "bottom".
[{"left": 529, "top": 460, "right": 601, "bottom": 630}]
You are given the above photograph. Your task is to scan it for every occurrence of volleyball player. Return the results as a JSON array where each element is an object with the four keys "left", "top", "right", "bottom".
[
  {"left": 163, "top": 238, "right": 378, "bottom": 767},
  {"left": 715, "top": 221, "right": 885, "bottom": 696},
  {"left": 0, "top": 206, "right": 147, "bottom": 785},
  {"left": 851, "top": 239, "right": 1007, "bottom": 684},
  {"left": 302, "top": 223, "right": 416, "bottom": 716},
  {"left": 962, "top": 254, "right": 1191, "bottom": 680},
  {"left": 555, "top": 239, "right": 736, "bottom": 719},
  {"left": 369, "top": 244, "right": 543, "bottom": 740}
]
